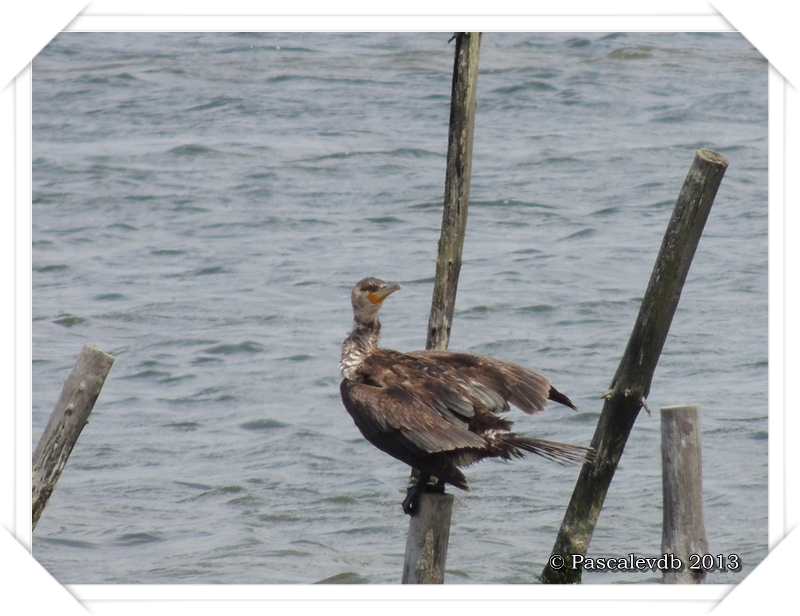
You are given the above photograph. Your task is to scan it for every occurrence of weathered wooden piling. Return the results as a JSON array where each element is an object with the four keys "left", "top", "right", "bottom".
[
  {"left": 661, "top": 405, "right": 707, "bottom": 584},
  {"left": 402, "top": 32, "right": 481, "bottom": 585},
  {"left": 32, "top": 345, "right": 115, "bottom": 530},
  {"left": 540, "top": 148, "right": 728, "bottom": 583}
]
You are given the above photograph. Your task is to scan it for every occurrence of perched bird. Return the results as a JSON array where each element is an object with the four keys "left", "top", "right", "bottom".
[{"left": 339, "top": 277, "right": 594, "bottom": 515}]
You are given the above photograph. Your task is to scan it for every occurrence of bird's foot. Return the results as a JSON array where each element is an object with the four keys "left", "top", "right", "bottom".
[
  {"left": 402, "top": 484, "right": 423, "bottom": 516},
  {"left": 402, "top": 474, "right": 445, "bottom": 515}
]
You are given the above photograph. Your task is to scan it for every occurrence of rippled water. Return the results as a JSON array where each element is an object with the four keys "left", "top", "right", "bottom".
[{"left": 31, "top": 32, "right": 767, "bottom": 584}]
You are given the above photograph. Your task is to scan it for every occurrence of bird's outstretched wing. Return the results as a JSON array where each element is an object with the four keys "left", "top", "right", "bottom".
[{"left": 409, "top": 350, "right": 574, "bottom": 414}]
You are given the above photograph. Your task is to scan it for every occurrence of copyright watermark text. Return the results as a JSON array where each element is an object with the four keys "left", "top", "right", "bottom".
[{"left": 548, "top": 553, "right": 741, "bottom": 572}]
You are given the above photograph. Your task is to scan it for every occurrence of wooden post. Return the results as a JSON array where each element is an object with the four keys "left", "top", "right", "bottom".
[
  {"left": 32, "top": 345, "right": 115, "bottom": 530},
  {"left": 402, "top": 492, "right": 455, "bottom": 584},
  {"left": 426, "top": 31, "right": 481, "bottom": 352},
  {"left": 402, "top": 32, "right": 481, "bottom": 585},
  {"left": 540, "top": 149, "right": 728, "bottom": 583},
  {"left": 661, "top": 405, "right": 707, "bottom": 584}
]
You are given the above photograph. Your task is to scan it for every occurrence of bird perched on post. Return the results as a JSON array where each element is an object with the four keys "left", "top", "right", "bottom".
[{"left": 340, "top": 277, "right": 594, "bottom": 515}]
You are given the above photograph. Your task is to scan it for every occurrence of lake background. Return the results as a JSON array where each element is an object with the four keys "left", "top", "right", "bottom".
[{"left": 31, "top": 32, "right": 767, "bottom": 584}]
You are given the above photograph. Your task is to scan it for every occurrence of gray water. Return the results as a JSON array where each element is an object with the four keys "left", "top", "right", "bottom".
[{"left": 31, "top": 32, "right": 767, "bottom": 584}]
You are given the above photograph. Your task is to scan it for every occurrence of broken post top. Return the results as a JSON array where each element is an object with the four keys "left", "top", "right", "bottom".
[
  {"left": 695, "top": 148, "right": 729, "bottom": 166},
  {"left": 661, "top": 405, "right": 701, "bottom": 413}
]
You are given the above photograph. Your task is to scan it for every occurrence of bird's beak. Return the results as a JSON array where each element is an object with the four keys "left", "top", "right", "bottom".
[{"left": 368, "top": 283, "right": 401, "bottom": 304}]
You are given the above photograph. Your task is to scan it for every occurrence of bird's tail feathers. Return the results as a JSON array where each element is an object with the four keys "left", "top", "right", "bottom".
[{"left": 498, "top": 433, "right": 595, "bottom": 466}]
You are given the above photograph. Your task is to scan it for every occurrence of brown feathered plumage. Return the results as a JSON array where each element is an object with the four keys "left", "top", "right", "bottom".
[{"left": 339, "top": 277, "right": 593, "bottom": 515}]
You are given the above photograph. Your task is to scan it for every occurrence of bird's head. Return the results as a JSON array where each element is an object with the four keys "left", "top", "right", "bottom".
[{"left": 350, "top": 277, "right": 401, "bottom": 324}]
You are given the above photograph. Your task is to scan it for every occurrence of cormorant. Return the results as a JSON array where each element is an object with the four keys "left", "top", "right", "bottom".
[{"left": 340, "top": 277, "right": 594, "bottom": 515}]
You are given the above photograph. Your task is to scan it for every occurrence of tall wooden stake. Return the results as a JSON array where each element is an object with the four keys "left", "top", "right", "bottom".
[
  {"left": 540, "top": 149, "right": 728, "bottom": 583},
  {"left": 402, "top": 32, "right": 481, "bottom": 585},
  {"left": 32, "top": 345, "right": 115, "bottom": 530},
  {"left": 426, "top": 32, "right": 481, "bottom": 352}
]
